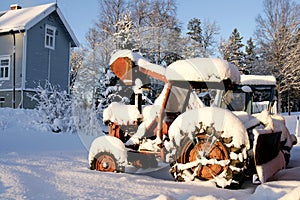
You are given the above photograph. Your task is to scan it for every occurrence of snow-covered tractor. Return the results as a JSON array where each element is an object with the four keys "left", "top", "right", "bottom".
[{"left": 88, "top": 50, "right": 297, "bottom": 188}]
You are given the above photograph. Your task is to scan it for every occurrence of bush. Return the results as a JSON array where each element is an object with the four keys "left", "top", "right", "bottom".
[{"left": 29, "top": 81, "right": 75, "bottom": 133}]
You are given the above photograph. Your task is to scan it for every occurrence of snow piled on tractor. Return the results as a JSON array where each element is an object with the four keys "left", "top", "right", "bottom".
[
  {"left": 103, "top": 102, "right": 142, "bottom": 125},
  {"left": 166, "top": 57, "right": 241, "bottom": 83},
  {"left": 166, "top": 107, "right": 250, "bottom": 151},
  {"left": 240, "top": 74, "right": 276, "bottom": 85}
]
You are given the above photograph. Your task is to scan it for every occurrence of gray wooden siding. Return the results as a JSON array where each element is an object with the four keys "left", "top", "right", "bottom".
[
  {"left": 26, "top": 11, "right": 70, "bottom": 92},
  {"left": 0, "top": 32, "right": 24, "bottom": 90},
  {"left": 0, "top": 90, "right": 22, "bottom": 108}
]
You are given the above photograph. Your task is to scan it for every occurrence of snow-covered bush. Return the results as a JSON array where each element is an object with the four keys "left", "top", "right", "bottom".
[{"left": 29, "top": 81, "right": 75, "bottom": 133}]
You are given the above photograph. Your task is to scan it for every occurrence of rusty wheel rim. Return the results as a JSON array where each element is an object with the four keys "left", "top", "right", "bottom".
[
  {"left": 95, "top": 154, "right": 117, "bottom": 172},
  {"left": 181, "top": 140, "right": 229, "bottom": 180}
]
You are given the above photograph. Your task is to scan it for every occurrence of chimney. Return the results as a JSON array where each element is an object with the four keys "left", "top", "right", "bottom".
[{"left": 10, "top": 4, "right": 22, "bottom": 10}]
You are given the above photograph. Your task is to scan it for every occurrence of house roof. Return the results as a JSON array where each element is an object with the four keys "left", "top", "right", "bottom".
[{"left": 0, "top": 3, "right": 79, "bottom": 47}]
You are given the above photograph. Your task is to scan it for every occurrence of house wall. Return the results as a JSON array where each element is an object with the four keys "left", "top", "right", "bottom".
[
  {"left": 26, "top": 11, "right": 71, "bottom": 93},
  {"left": 0, "top": 90, "right": 22, "bottom": 108},
  {"left": 0, "top": 32, "right": 24, "bottom": 107},
  {"left": 0, "top": 10, "right": 73, "bottom": 108}
]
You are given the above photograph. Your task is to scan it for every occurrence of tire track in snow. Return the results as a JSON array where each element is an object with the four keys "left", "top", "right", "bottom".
[
  {"left": 0, "top": 164, "right": 26, "bottom": 200},
  {"left": 0, "top": 155, "right": 69, "bottom": 199}
]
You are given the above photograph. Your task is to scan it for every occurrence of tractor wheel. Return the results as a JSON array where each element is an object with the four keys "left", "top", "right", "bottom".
[
  {"left": 91, "top": 152, "right": 124, "bottom": 172},
  {"left": 170, "top": 134, "right": 247, "bottom": 189},
  {"left": 167, "top": 108, "right": 249, "bottom": 188}
]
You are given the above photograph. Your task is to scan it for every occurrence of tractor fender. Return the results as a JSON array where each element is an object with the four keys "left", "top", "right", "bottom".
[
  {"left": 88, "top": 135, "right": 128, "bottom": 167},
  {"left": 166, "top": 107, "right": 250, "bottom": 154}
]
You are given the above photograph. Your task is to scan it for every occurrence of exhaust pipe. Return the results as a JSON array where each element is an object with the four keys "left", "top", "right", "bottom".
[{"left": 134, "top": 79, "right": 143, "bottom": 114}]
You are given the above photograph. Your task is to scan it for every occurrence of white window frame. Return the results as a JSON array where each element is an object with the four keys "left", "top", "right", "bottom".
[
  {"left": 45, "top": 24, "right": 56, "bottom": 50},
  {"left": 0, "top": 55, "right": 10, "bottom": 81}
]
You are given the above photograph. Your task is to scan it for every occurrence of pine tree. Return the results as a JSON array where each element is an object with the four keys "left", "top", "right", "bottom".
[
  {"left": 220, "top": 28, "right": 245, "bottom": 72},
  {"left": 244, "top": 38, "right": 258, "bottom": 74},
  {"left": 186, "top": 18, "right": 203, "bottom": 58},
  {"left": 187, "top": 18, "right": 202, "bottom": 43},
  {"left": 185, "top": 18, "right": 219, "bottom": 58},
  {"left": 228, "top": 28, "right": 245, "bottom": 71}
]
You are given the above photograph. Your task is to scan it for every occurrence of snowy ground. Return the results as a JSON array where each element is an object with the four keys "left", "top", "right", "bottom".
[{"left": 0, "top": 108, "right": 300, "bottom": 200}]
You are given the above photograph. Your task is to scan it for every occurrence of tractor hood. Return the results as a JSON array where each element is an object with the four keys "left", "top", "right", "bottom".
[{"left": 165, "top": 58, "right": 241, "bottom": 84}]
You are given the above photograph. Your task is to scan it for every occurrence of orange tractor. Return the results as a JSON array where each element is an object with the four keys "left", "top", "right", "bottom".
[{"left": 88, "top": 50, "right": 296, "bottom": 188}]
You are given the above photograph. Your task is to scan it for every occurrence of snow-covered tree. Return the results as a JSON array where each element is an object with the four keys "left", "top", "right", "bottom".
[
  {"left": 71, "top": 56, "right": 107, "bottom": 136},
  {"left": 255, "top": 0, "right": 300, "bottom": 112},
  {"left": 201, "top": 19, "right": 220, "bottom": 57},
  {"left": 85, "top": 0, "right": 127, "bottom": 69},
  {"left": 95, "top": 68, "right": 130, "bottom": 110},
  {"left": 72, "top": 53, "right": 103, "bottom": 108},
  {"left": 113, "top": 12, "right": 136, "bottom": 50},
  {"left": 139, "top": 0, "right": 180, "bottom": 65},
  {"left": 187, "top": 18, "right": 202, "bottom": 43},
  {"left": 185, "top": 18, "right": 219, "bottom": 58},
  {"left": 75, "top": 0, "right": 181, "bottom": 115},
  {"left": 29, "top": 81, "right": 75, "bottom": 133},
  {"left": 185, "top": 18, "right": 203, "bottom": 58},
  {"left": 70, "top": 47, "right": 87, "bottom": 89},
  {"left": 220, "top": 28, "right": 245, "bottom": 72},
  {"left": 244, "top": 38, "right": 259, "bottom": 74},
  {"left": 278, "top": 29, "right": 300, "bottom": 113}
]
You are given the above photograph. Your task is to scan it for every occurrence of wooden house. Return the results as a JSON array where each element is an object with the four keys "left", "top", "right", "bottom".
[{"left": 0, "top": 3, "right": 79, "bottom": 108}]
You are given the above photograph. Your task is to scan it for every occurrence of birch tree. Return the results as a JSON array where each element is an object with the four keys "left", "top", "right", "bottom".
[{"left": 255, "top": 0, "right": 300, "bottom": 112}]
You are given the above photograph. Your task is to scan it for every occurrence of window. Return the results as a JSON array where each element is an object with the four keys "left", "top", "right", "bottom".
[
  {"left": 0, "top": 97, "right": 5, "bottom": 103},
  {"left": 45, "top": 24, "right": 56, "bottom": 50},
  {"left": 0, "top": 56, "right": 10, "bottom": 80}
]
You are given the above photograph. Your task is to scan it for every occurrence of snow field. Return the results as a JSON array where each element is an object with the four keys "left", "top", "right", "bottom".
[{"left": 1, "top": 108, "right": 300, "bottom": 199}]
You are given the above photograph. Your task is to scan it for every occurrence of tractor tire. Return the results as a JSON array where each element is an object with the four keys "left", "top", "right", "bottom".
[
  {"left": 91, "top": 152, "right": 124, "bottom": 172},
  {"left": 88, "top": 136, "right": 127, "bottom": 172},
  {"left": 170, "top": 133, "right": 247, "bottom": 189},
  {"left": 166, "top": 107, "right": 250, "bottom": 189}
]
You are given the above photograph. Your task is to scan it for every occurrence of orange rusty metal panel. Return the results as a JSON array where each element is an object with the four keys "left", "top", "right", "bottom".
[
  {"left": 110, "top": 57, "right": 133, "bottom": 85},
  {"left": 138, "top": 67, "right": 167, "bottom": 83}
]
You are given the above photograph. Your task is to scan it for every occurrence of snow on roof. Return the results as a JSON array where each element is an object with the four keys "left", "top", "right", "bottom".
[
  {"left": 240, "top": 75, "right": 276, "bottom": 86},
  {"left": 0, "top": 11, "right": 6, "bottom": 17},
  {"left": 165, "top": 58, "right": 241, "bottom": 84},
  {"left": 0, "top": 3, "right": 55, "bottom": 32},
  {"left": 109, "top": 49, "right": 166, "bottom": 78},
  {"left": 0, "top": 3, "right": 79, "bottom": 47}
]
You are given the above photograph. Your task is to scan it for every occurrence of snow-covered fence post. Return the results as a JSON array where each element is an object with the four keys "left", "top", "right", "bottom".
[{"left": 296, "top": 116, "right": 299, "bottom": 137}]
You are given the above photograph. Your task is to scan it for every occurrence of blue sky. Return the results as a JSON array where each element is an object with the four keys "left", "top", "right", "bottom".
[{"left": 1, "top": 0, "right": 296, "bottom": 46}]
